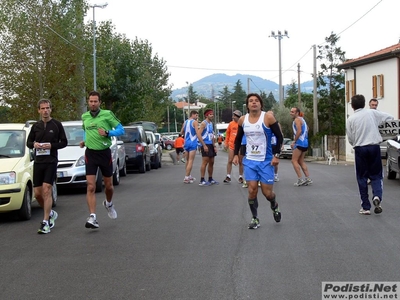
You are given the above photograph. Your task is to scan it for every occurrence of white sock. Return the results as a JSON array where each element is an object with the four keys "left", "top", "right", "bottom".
[
  {"left": 105, "top": 200, "right": 113, "bottom": 207},
  {"left": 43, "top": 220, "right": 49, "bottom": 225},
  {"left": 90, "top": 213, "right": 96, "bottom": 219},
  {"left": 227, "top": 174, "right": 231, "bottom": 178},
  {"left": 49, "top": 210, "right": 54, "bottom": 217}
]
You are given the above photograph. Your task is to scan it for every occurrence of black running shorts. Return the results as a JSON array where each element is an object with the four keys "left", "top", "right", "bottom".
[
  {"left": 85, "top": 148, "right": 113, "bottom": 177},
  {"left": 33, "top": 162, "right": 57, "bottom": 187},
  {"left": 201, "top": 144, "right": 216, "bottom": 157}
]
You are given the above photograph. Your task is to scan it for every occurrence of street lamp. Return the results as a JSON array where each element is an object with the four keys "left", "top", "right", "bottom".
[
  {"left": 231, "top": 101, "right": 236, "bottom": 113},
  {"left": 269, "top": 30, "right": 289, "bottom": 106},
  {"left": 186, "top": 81, "right": 190, "bottom": 115},
  {"left": 90, "top": 3, "right": 108, "bottom": 91}
]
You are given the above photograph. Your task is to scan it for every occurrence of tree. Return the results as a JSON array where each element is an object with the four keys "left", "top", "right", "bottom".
[
  {"left": 317, "top": 32, "right": 346, "bottom": 136},
  {"left": 286, "top": 81, "right": 298, "bottom": 97},
  {"left": 0, "top": 0, "right": 86, "bottom": 121},
  {"left": 263, "top": 91, "right": 277, "bottom": 112}
]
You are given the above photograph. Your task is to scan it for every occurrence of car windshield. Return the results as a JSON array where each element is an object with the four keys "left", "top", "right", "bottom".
[
  {"left": 0, "top": 130, "right": 26, "bottom": 158},
  {"left": 121, "top": 129, "right": 140, "bottom": 143},
  {"left": 64, "top": 126, "right": 84, "bottom": 146}
]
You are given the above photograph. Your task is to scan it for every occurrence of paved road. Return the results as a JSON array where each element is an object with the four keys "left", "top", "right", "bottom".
[{"left": 1, "top": 151, "right": 400, "bottom": 300}]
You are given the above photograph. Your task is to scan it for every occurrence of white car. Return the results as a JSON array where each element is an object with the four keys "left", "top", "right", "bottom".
[
  {"left": 146, "top": 131, "right": 162, "bottom": 169},
  {"left": 56, "top": 121, "right": 126, "bottom": 193}
]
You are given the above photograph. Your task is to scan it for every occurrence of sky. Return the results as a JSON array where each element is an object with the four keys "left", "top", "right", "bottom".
[{"left": 91, "top": 0, "right": 399, "bottom": 91}]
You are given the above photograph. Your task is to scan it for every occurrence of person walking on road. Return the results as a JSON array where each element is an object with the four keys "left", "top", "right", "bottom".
[
  {"left": 175, "top": 134, "right": 185, "bottom": 163},
  {"left": 180, "top": 110, "right": 199, "bottom": 183},
  {"left": 80, "top": 91, "right": 125, "bottom": 229},
  {"left": 197, "top": 109, "right": 218, "bottom": 186},
  {"left": 346, "top": 94, "right": 393, "bottom": 215},
  {"left": 27, "top": 99, "right": 68, "bottom": 234},
  {"left": 223, "top": 110, "right": 243, "bottom": 184},
  {"left": 233, "top": 93, "right": 283, "bottom": 229},
  {"left": 290, "top": 107, "right": 312, "bottom": 186}
]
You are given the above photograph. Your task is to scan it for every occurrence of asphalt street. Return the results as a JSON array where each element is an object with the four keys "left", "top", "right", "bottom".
[{"left": 1, "top": 150, "right": 400, "bottom": 300}]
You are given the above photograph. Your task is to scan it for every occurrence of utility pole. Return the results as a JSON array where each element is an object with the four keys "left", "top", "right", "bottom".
[
  {"left": 313, "top": 45, "right": 319, "bottom": 135},
  {"left": 270, "top": 30, "right": 289, "bottom": 106},
  {"left": 297, "top": 63, "right": 301, "bottom": 107}
]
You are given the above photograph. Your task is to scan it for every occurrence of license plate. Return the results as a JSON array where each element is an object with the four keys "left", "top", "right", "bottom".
[{"left": 57, "top": 172, "right": 64, "bottom": 178}]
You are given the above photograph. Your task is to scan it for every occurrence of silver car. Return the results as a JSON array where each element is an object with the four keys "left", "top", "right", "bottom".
[{"left": 56, "top": 121, "right": 126, "bottom": 192}]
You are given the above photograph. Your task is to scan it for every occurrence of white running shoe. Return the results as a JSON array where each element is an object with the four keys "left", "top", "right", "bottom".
[
  {"left": 103, "top": 200, "right": 117, "bottom": 219},
  {"left": 85, "top": 215, "right": 99, "bottom": 229}
]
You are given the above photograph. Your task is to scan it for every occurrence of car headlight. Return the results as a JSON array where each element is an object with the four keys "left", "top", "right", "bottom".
[
  {"left": 76, "top": 156, "right": 86, "bottom": 167},
  {"left": 0, "top": 172, "right": 16, "bottom": 185}
]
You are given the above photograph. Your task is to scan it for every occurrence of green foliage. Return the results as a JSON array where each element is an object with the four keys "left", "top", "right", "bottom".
[
  {"left": 0, "top": 0, "right": 86, "bottom": 122},
  {"left": 0, "top": 0, "right": 171, "bottom": 125},
  {"left": 317, "top": 32, "right": 346, "bottom": 136}
]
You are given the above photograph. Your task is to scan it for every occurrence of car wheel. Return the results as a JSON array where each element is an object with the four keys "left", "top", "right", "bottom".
[
  {"left": 387, "top": 162, "right": 397, "bottom": 180},
  {"left": 145, "top": 157, "right": 151, "bottom": 171},
  {"left": 119, "top": 160, "right": 127, "bottom": 177},
  {"left": 153, "top": 154, "right": 159, "bottom": 169},
  {"left": 51, "top": 180, "right": 57, "bottom": 208},
  {"left": 17, "top": 185, "right": 32, "bottom": 220},
  {"left": 166, "top": 144, "right": 172, "bottom": 150},
  {"left": 138, "top": 157, "right": 146, "bottom": 173},
  {"left": 95, "top": 168, "right": 103, "bottom": 193},
  {"left": 113, "top": 166, "right": 120, "bottom": 185}
]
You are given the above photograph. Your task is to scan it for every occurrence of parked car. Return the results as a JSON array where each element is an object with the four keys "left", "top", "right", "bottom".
[
  {"left": 154, "top": 133, "right": 164, "bottom": 150},
  {"left": 386, "top": 138, "right": 400, "bottom": 180},
  {"left": 0, "top": 122, "right": 57, "bottom": 220},
  {"left": 121, "top": 125, "right": 151, "bottom": 173},
  {"left": 162, "top": 136, "right": 175, "bottom": 150},
  {"left": 56, "top": 121, "right": 125, "bottom": 192},
  {"left": 146, "top": 131, "right": 162, "bottom": 169},
  {"left": 380, "top": 140, "right": 388, "bottom": 159},
  {"left": 280, "top": 138, "right": 293, "bottom": 159}
]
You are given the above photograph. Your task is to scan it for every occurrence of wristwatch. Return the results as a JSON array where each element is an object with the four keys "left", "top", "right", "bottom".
[
  {"left": 105, "top": 130, "right": 109, "bottom": 136},
  {"left": 274, "top": 153, "right": 280, "bottom": 158}
]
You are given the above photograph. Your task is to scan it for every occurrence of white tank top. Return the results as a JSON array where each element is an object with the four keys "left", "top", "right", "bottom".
[{"left": 243, "top": 111, "right": 267, "bottom": 161}]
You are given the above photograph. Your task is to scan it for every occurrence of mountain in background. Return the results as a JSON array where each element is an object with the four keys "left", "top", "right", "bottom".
[{"left": 170, "top": 73, "right": 314, "bottom": 101}]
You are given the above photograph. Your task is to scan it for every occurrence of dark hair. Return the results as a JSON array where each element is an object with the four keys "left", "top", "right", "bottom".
[
  {"left": 369, "top": 98, "right": 378, "bottom": 104},
  {"left": 351, "top": 94, "right": 366, "bottom": 110},
  {"left": 190, "top": 110, "right": 198, "bottom": 116},
  {"left": 245, "top": 93, "right": 263, "bottom": 110},
  {"left": 291, "top": 107, "right": 304, "bottom": 117},
  {"left": 37, "top": 99, "right": 52, "bottom": 109},
  {"left": 89, "top": 90, "right": 101, "bottom": 101},
  {"left": 204, "top": 108, "right": 213, "bottom": 116}
]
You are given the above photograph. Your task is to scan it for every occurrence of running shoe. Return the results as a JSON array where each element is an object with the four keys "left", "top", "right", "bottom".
[
  {"left": 103, "top": 200, "right": 117, "bottom": 219},
  {"left": 209, "top": 179, "right": 219, "bottom": 185},
  {"left": 238, "top": 177, "right": 244, "bottom": 184},
  {"left": 372, "top": 196, "right": 382, "bottom": 214},
  {"left": 49, "top": 210, "right": 58, "bottom": 229},
  {"left": 248, "top": 217, "right": 260, "bottom": 229},
  {"left": 274, "top": 175, "right": 279, "bottom": 182},
  {"left": 183, "top": 178, "right": 191, "bottom": 184},
  {"left": 242, "top": 181, "right": 248, "bottom": 188},
  {"left": 199, "top": 180, "right": 211, "bottom": 186},
  {"left": 258, "top": 181, "right": 261, "bottom": 187},
  {"left": 294, "top": 178, "right": 306, "bottom": 186},
  {"left": 189, "top": 176, "right": 196, "bottom": 182},
  {"left": 303, "top": 178, "right": 313, "bottom": 186},
  {"left": 359, "top": 208, "right": 371, "bottom": 215},
  {"left": 271, "top": 204, "right": 281, "bottom": 223},
  {"left": 181, "top": 158, "right": 186, "bottom": 163},
  {"left": 38, "top": 222, "right": 50, "bottom": 234},
  {"left": 223, "top": 176, "right": 231, "bottom": 183},
  {"left": 85, "top": 215, "right": 99, "bottom": 229}
]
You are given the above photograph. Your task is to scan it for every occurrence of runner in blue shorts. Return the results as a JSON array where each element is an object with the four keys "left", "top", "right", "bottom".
[
  {"left": 233, "top": 93, "right": 283, "bottom": 229},
  {"left": 180, "top": 110, "right": 199, "bottom": 183}
]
